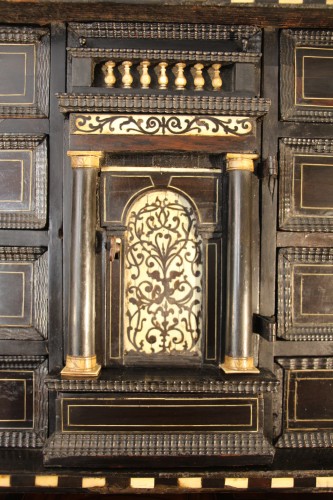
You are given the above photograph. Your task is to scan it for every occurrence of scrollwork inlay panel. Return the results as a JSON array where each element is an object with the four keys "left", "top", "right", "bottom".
[
  {"left": 124, "top": 190, "right": 203, "bottom": 359},
  {"left": 72, "top": 114, "right": 253, "bottom": 137}
]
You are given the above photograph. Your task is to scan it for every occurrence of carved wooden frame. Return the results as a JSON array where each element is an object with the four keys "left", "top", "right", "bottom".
[
  {"left": 0, "top": 26, "right": 49, "bottom": 118},
  {"left": 278, "top": 247, "right": 333, "bottom": 341},
  {"left": 0, "top": 356, "right": 47, "bottom": 447},
  {"left": 281, "top": 29, "right": 333, "bottom": 122},
  {"left": 0, "top": 135, "right": 47, "bottom": 229},
  {"left": 279, "top": 138, "right": 333, "bottom": 232},
  {"left": 0, "top": 247, "right": 48, "bottom": 341},
  {"left": 276, "top": 358, "right": 333, "bottom": 448}
]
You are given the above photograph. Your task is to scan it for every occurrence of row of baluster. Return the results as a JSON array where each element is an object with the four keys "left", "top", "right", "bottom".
[{"left": 101, "top": 60, "right": 223, "bottom": 91}]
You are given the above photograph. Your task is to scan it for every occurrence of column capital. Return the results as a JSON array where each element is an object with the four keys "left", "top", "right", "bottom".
[
  {"left": 226, "top": 153, "right": 259, "bottom": 173},
  {"left": 68, "top": 150, "right": 104, "bottom": 169}
]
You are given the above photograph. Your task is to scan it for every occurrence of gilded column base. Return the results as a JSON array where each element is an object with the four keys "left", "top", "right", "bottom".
[
  {"left": 220, "top": 355, "right": 260, "bottom": 374},
  {"left": 61, "top": 355, "right": 101, "bottom": 379}
]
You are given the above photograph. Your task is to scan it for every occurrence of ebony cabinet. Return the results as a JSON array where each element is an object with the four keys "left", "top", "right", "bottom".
[{"left": 0, "top": 4, "right": 333, "bottom": 494}]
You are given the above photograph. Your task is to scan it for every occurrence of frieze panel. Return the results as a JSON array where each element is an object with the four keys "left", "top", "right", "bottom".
[{"left": 71, "top": 114, "right": 253, "bottom": 137}]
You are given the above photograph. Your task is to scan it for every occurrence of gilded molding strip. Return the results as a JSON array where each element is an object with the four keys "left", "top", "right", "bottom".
[{"left": 72, "top": 114, "right": 253, "bottom": 137}]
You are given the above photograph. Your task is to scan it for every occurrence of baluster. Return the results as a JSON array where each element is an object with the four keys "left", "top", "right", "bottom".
[
  {"left": 193, "top": 63, "right": 205, "bottom": 91},
  {"left": 211, "top": 63, "right": 222, "bottom": 91},
  {"left": 121, "top": 60, "right": 133, "bottom": 88},
  {"left": 174, "top": 62, "right": 187, "bottom": 90},
  {"left": 158, "top": 62, "right": 168, "bottom": 89},
  {"left": 102, "top": 60, "right": 116, "bottom": 88},
  {"left": 139, "top": 60, "right": 151, "bottom": 89}
]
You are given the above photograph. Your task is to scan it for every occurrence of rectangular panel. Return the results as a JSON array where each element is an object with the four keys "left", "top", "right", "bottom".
[
  {"left": 0, "top": 263, "right": 32, "bottom": 327},
  {"left": 279, "top": 139, "right": 333, "bottom": 231},
  {"left": 0, "top": 370, "right": 34, "bottom": 429},
  {"left": 0, "top": 136, "right": 47, "bottom": 229},
  {"left": 0, "top": 28, "right": 49, "bottom": 118},
  {"left": 281, "top": 30, "right": 333, "bottom": 122},
  {"left": 61, "top": 397, "right": 259, "bottom": 432},
  {"left": 0, "top": 45, "right": 35, "bottom": 105},
  {"left": 0, "top": 357, "right": 47, "bottom": 447},
  {"left": 278, "top": 248, "right": 333, "bottom": 340},
  {"left": 0, "top": 247, "right": 48, "bottom": 340}
]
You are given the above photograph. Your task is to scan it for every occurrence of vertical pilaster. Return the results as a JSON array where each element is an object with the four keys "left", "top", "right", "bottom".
[
  {"left": 221, "top": 153, "right": 259, "bottom": 374},
  {"left": 61, "top": 151, "right": 103, "bottom": 379}
]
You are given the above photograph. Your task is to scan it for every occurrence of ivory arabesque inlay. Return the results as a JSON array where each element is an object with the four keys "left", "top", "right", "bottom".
[
  {"left": 124, "top": 190, "right": 203, "bottom": 358},
  {"left": 72, "top": 114, "right": 253, "bottom": 136}
]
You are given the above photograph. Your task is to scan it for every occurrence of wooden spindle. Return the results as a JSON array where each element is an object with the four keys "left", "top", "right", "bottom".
[
  {"left": 211, "top": 63, "right": 222, "bottom": 91},
  {"left": 121, "top": 60, "right": 133, "bottom": 88},
  {"left": 193, "top": 63, "right": 205, "bottom": 91},
  {"left": 139, "top": 60, "right": 151, "bottom": 89},
  {"left": 174, "top": 62, "right": 187, "bottom": 90},
  {"left": 102, "top": 60, "right": 116, "bottom": 88},
  {"left": 158, "top": 62, "right": 168, "bottom": 89}
]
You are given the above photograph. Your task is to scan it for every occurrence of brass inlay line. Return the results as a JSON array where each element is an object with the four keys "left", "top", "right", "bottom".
[
  {"left": 300, "top": 162, "right": 333, "bottom": 210},
  {"left": 0, "top": 379, "right": 26, "bottom": 422},
  {"left": 205, "top": 242, "right": 218, "bottom": 361},
  {"left": 61, "top": 397, "right": 258, "bottom": 432},
  {"left": 295, "top": 377, "right": 333, "bottom": 422},
  {"left": 102, "top": 166, "right": 221, "bottom": 173},
  {"left": 0, "top": 271, "right": 25, "bottom": 318},
  {"left": 302, "top": 54, "right": 333, "bottom": 100},
  {"left": 0, "top": 160, "right": 24, "bottom": 203},
  {"left": 0, "top": 52, "right": 26, "bottom": 97},
  {"left": 294, "top": 48, "right": 333, "bottom": 108},
  {"left": 300, "top": 273, "right": 333, "bottom": 317},
  {"left": 0, "top": 45, "right": 36, "bottom": 105}
]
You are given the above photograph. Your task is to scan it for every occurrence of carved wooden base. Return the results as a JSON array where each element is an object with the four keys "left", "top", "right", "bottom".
[
  {"left": 220, "top": 356, "right": 260, "bottom": 374},
  {"left": 44, "top": 432, "right": 275, "bottom": 467},
  {"left": 61, "top": 355, "right": 101, "bottom": 379}
]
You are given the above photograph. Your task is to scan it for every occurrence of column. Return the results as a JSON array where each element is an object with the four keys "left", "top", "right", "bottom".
[
  {"left": 61, "top": 151, "right": 103, "bottom": 378},
  {"left": 221, "top": 153, "right": 259, "bottom": 374}
]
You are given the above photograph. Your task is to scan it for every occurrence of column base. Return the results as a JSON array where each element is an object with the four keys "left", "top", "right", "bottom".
[
  {"left": 61, "top": 355, "right": 101, "bottom": 379},
  {"left": 220, "top": 355, "right": 260, "bottom": 374}
]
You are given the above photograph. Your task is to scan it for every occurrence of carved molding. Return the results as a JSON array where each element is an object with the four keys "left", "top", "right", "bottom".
[
  {"left": 72, "top": 114, "right": 253, "bottom": 137},
  {"left": 68, "top": 47, "right": 261, "bottom": 64},
  {"left": 278, "top": 248, "right": 333, "bottom": 341},
  {"left": 0, "top": 135, "right": 47, "bottom": 229},
  {"left": 58, "top": 94, "right": 270, "bottom": 116},
  {"left": 279, "top": 138, "right": 333, "bottom": 232},
  {"left": 44, "top": 432, "right": 274, "bottom": 463},
  {"left": 276, "top": 357, "right": 333, "bottom": 370},
  {"left": 276, "top": 357, "right": 333, "bottom": 449},
  {"left": 46, "top": 372, "right": 279, "bottom": 394},
  {"left": 281, "top": 29, "right": 333, "bottom": 122},
  {"left": 0, "top": 26, "right": 48, "bottom": 43},
  {"left": 69, "top": 23, "right": 261, "bottom": 51},
  {"left": 0, "top": 28, "right": 49, "bottom": 118},
  {"left": 277, "top": 431, "right": 333, "bottom": 448},
  {"left": 0, "top": 247, "right": 48, "bottom": 341},
  {"left": 0, "top": 356, "right": 47, "bottom": 448}
]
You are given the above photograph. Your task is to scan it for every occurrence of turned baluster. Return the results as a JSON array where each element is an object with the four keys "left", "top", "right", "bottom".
[
  {"left": 139, "top": 60, "right": 151, "bottom": 89},
  {"left": 174, "top": 62, "right": 187, "bottom": 90},
  {"left": 157, "top": 62, "right": 168, "bottom": 89},
  {"left": 193, "top": 63, "right": 205, "bottom": 91},
  {"left": 121, "top": 60, "right": 133, "bottom": 88},
  {"left": 211, "top": 63, "right": 222, "bottom": 91},
  {"left": 102, "top": 60, "right": 116, "bottom": 88}
]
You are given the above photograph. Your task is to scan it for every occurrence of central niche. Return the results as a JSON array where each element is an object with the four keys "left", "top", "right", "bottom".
[{"left": 124, "top": 189, "right": 203, "bottom": 363}]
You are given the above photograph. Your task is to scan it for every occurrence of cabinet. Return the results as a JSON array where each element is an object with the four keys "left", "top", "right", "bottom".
[{"left": 0, "top": 4, "right": 333, "bottom": 493}]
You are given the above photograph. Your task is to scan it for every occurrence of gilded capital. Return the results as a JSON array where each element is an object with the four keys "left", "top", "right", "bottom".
[
  {"left": 68, "top": 150, "right": 104, "bottom": 169},
  {"left": 226, "top": 153, "right": 259, "bottom": 173}
]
